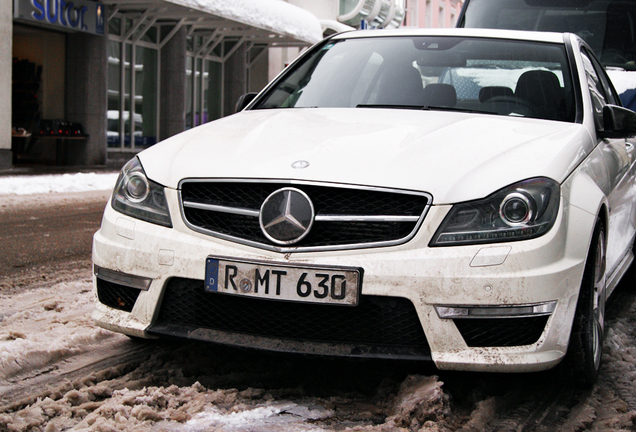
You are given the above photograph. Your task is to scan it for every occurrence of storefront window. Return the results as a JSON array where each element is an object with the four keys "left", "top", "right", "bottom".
[
  {"left": 124, "top": 18, "right": 133, "bottom": 35},
  {"left": 195, "top": 57, "right": 202, "bottom": 126},
  {"left": 107, "top": 35, "right": 159, "bottom": 151},
  {"left": 124, "top": 43, "right": 132, "bottom": 148},
  {"left": 186, "top": 37, "right": 223, "bottom": 129},
  {"left": 137, "top": 26, "right": 157, "bottom": 44},
  {"left": 186, "top": 56, "right": 193, "bottom": 129},
  {"left": 107, "top": 41, "right": 121, "bottom": 148},
  {"left": 109, "top": 17, "right": 121, "bottom": 36},
  {"left": 206, "top": 60, "right": 222, "bottom": 122},
  {"left": 135, "top": 46, "right": 157, "bottom": 148}
]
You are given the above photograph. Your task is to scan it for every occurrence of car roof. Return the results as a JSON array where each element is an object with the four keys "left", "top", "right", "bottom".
[{"left": 331, "top": 28, "right": 568, "bottom": 45}]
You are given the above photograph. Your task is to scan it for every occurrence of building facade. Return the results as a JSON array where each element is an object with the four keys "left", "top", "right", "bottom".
[
  {"left": 405, "top": 0, "right": 464, "bottom": 29},
  {"left": 3, "top": 0, "right": 458, "bottom": 170},
  {"left": 5, "top": 0, "right": 323, "bottom": 169}
]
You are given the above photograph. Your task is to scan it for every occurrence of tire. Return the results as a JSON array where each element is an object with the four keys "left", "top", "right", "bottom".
[{"left": 566, "top": 219, "right": 606, "bottom": 388}]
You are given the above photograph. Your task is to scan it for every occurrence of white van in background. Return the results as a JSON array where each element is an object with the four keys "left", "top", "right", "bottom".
[{"left": 457, "top": 0, "right": 636, "bottom": 110}]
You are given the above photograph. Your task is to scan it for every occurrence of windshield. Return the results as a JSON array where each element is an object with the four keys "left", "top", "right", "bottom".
[
  {"left": 254, "top": 36, "right": 576, "bottom": 123},
  {"left": 460, "top": 0, "right": 636, "bottom": 70}
]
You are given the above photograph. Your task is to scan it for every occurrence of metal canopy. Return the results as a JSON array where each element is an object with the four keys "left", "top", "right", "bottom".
[{"left": 101, "top": 0, "right": 323, "bottom": 47}]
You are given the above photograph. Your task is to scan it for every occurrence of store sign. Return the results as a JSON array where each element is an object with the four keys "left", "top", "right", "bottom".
[{"left": 14, "top": 0, "right": 105, "bottom": 35}]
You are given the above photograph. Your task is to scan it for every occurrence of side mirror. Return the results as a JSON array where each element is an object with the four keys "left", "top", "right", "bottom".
[
  {"left": 235, "top": 93, "right": 258, "bottom": 113},
  {"left": 599, "top": 104, "right": 636, "bottom": 139}
]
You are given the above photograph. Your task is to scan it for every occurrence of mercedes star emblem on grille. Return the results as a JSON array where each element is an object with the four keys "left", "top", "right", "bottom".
[{"left": 259, "top": 188, "right": 315, "bottom": 245}]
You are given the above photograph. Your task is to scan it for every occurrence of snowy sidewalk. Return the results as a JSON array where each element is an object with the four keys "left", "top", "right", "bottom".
[{"left": 0, "top": 171, "right": 119, "bottom": 195}]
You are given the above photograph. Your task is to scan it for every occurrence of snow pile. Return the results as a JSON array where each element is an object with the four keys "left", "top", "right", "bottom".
[
  {"left": 167, "top": 0, "right": 323, "bottom": 44},
  {"left": 0, "top": 172, "right": 118, "bottom": 195},
  {"left": 607, "top": 70, "right": 635, "bottom": 95},
  {"left": 1, "top": 369, "right": 453, "bottom": 431},
  {"left": 0, "top": 277, "right": 451, "bottom": 432},
  {"left": 554, "top": 292, "right": 636, "bottom": 432},
  {"left": 0, "top": 268, "right": 339, "bottom": 431},
  {"left": 385, "top": 375, "right": 450, "bottom": 430},
  {"left": 0, "top": 279, "right": 115, "bottom": 380},
  {"left": 1, "top": 377, "right": 335, "bottom": 431},
  {"left": 553, "top": 328, "right": 636, "bottom": 432}
]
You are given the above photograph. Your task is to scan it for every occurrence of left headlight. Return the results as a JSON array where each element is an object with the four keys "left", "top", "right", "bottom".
[
  {"left": 111, "top": 157, "right": 172, "bottom": 228},
  {"left": 430, "top": 177, "right": 559, "bottom": 246}
]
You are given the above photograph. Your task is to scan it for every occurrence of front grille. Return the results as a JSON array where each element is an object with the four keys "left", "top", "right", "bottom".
[
  {"left": 180, "top": 180, "right": 430, "bottom": 252},
  {"left": 96, "top": 278, "right": 142, "bottom": 312},
  {"left": 454, "top": 316, "right": 549, "bottom": 347},
  {"left": 150, "top": 277, "right": 431, "bottom": 358}
]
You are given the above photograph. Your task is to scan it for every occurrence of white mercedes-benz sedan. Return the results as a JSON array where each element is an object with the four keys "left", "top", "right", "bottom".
[{"left": 92, "top": 28, "right": 636, "bottom": 386}]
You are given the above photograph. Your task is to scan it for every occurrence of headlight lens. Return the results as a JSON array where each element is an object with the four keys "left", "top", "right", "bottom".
[
  {"left": 111, "top": 157, "right": 172, "bottom": 227},
  {"left": 430, "top": 178, "right": 559, "bottom": 246}
]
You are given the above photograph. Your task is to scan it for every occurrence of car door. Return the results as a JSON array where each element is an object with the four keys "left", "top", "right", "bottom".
[{"left": 581, "top": 46, "right": 636, "bottom": 277}]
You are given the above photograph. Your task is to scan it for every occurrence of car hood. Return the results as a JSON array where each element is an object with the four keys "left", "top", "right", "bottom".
[{"left": 139, "top": 108, "right": 591, "bottom": 204}]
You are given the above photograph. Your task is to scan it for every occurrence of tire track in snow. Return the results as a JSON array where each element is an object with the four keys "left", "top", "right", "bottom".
[{"left": 0, "top": 338, "right": 157, "bottom": 413}]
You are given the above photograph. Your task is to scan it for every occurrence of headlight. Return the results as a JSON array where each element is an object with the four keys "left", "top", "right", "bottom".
[
  {"left": 111, "top": 157, "right": 172, "bottom": 227},
  {"left": 430, "top": 178, "right": 559, "bottom": 246}
]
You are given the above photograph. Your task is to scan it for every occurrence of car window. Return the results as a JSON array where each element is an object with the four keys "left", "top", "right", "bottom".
[
  {"left": 460, "top": 0, "right": 636, "bottom": 71},
  {"left": 581, "top": 48, "right": 610, "bottom": 127},
  {"left": 585, "top": 47, "right": 621, "bottom": 106},
  {"left": 254, "top": 36, "right": 577, "bottom": 123}
]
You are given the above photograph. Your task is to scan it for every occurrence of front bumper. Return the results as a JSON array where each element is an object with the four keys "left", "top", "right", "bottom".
[{"left": 92, "top": 188, "right": 595, "bottom": 372}]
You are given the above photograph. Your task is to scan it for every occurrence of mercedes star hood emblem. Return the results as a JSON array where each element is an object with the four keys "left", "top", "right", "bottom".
[{"left": 292, "top": 160, "right": 310, "bottom": 169}]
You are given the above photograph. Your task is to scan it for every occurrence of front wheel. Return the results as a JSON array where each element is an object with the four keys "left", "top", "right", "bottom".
[
  {"left": 566, "top": 219, "right": 606, "bottom": 388},
  {"left": 568, "top": 219, "right": 606, "bottom": 388}
]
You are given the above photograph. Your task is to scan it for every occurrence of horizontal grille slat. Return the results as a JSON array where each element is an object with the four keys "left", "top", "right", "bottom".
[
  {"left": 180, "top": 180, "right": 430, "bottom": 252},
  {"left": 185, "top": 208, "right": 262, "bottom": 242}
]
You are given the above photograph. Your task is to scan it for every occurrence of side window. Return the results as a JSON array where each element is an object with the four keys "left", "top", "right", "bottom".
[
  {"left": 580, "top": 48, "right": 607, "bottom": 129},
  {"left": 589, "top": 51, "right": 620, "bottom": 107}
]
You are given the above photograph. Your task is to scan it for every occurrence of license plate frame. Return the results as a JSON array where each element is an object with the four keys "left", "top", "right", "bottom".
[{"left": 205, "top": 256, "right": 362, "bottom": 306}]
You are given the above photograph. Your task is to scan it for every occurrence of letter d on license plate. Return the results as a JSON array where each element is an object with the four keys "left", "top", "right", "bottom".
[{"left": 205, "top": 256, "right": 361, "bottom": 306}]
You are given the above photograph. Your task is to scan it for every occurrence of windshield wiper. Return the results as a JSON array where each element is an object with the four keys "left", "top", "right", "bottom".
[
  {"left": 421, "top": 105, "right": 493, "bottom": 115},
  {"left": 357, "top": 104, "right": 492, "bottom": 115},
  {"left": 254, "top": 105, "right": 298, "bottom": 110}
]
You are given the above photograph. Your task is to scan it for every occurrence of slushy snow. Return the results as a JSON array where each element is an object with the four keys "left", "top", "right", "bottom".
[{"left": 0, "top": 172, "right": 118, "bottom": 195}]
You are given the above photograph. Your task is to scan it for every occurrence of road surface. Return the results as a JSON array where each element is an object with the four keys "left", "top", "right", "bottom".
[{"left": 0, "top": 190, "right": 635, "bottom": 431}]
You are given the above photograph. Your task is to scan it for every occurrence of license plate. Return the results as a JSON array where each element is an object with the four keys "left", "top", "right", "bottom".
[{"left": 205, "top": 256, "right": 361, "bottom": 306}]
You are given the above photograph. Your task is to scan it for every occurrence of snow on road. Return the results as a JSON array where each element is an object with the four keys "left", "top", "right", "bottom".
[
  {"left": 0, "top": 269, "right": 349, "bottom": 432},
  {"left": 0, "top": 172, "right": 119, "bottom": 196},
  {"left": 2, "top": 267, "right": 636, "bottom": 431},
  {"left": 0, "top": 277, "right": 112, "bottom": 381},
  {"left": 0, "top": 271, "right": 449, "bottom": 431}
]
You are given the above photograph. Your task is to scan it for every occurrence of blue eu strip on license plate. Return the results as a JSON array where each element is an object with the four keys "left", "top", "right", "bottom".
[{"left": 205, "top": 258, "right": 219, "bottom": 292}]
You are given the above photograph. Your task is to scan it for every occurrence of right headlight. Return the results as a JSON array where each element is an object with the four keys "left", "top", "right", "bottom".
[
  {"left": 111, "top": 157, "right": 172, "bottom": 228},
  {"left": 430, "top": 177, "right": 560, "bottom": 246}
]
